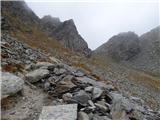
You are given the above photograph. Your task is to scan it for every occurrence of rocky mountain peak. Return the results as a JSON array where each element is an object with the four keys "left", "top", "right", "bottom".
[
  {"left": 2, "top": 1, "right": 91, "bottom": 56},
  {"left": 2, "top": 1, "right": 40, "bottom": 24},
  {"left": 41, "top": 15, "right": 61, "bottom": 28},
  {"left": 41, "top": 18, "right": 92, "bottom": 56},
  {"left": 95, "top": 31, "right": 140, "bottom": 61}
]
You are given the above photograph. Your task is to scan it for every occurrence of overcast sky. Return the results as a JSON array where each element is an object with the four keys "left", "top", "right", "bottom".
[{"left": 25, "top": 0, "right": 159, "bottom": 50}]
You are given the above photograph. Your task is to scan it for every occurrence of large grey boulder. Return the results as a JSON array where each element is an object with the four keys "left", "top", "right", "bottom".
[
  {"left": 25, "top": 68, "right": 49, "bottom": 83},
  {"left": 1, "top": 72, "right": 24, "bottom": 99}
]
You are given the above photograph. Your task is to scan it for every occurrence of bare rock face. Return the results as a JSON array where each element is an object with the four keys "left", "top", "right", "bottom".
[
  {"left": 1, "top": 1, "right": 40, "bottom": 27},
  {"left": 40, "top": 15, "right": 61, "bottom": 32},
  {"left": 94, "top": 32, "right": 140, "bottom": 61},
  {"left": 2, "top": 1, "right": 91, "bottom": 56},
  {"left": 41, "top": 17, "right": 91, "bottom": 56}
]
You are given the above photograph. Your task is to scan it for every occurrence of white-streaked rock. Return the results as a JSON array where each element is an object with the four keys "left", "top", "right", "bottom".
[{"left": 39, "top": 104, "right": 77, "bottom": 120}]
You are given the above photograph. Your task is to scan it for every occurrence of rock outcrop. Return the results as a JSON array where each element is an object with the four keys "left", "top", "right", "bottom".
[
  {"left": 1, "top": 1, "right": 40, "bottom": 29},
  {"left": 2, "top": 1, "right": 91, "bottom": 56},
  {"left": 41, "top": 17, "right": 91, "bottom": 56},
  {"left": 40, "top": 15, "right": 61, "bottom": 32}
]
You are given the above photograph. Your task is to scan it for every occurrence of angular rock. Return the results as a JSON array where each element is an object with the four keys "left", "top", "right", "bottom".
[
  {"left": 74, "top": 70, "right": 85, "bottom": 77},
  {"left": 35, "top": 62, "right": 55, "bottom": 69},
  {"left": 92, "top": 87, "right": 103, "bottom": 100},
  {"left": 1, "top": 72, "right": 24, "bottom": 99},
  {"left": 88, "top": 100, "right": 96, "bottom": 109},
  {"left": 39, "top": 104, "right": 77, "bottom": 120},
  {"left": 25, "top": 68, "right": 49, "bottom": 83},
  {"left": 54, "top": 68, "right": 66, "bottom": 75},
  {"left": 111, "top": 92, "right": 134, "bottom": 112},
  {"left": 73, "top": 90, "right": 91, "bottom": 106},
  {"left": 85, "top": 86, "right": 93, "bottom": 92},
  {"left": 92, "top": 114, "right": 111, "bottom": 120},
  {"left": 111, "top": 93, "right": 130, "bottom": 120},
  {"left": 95, "top": 103, "right": 109, "bottom": 112},
  {"left": 62, "top": 93, "right": 73, "bottom": 103},
  {"left": 44, "top": 81, "right": 51, "bottom": 91},
  {"left": 76, "top": 77, "right": 107, "bottom": 88},
  {"left": 78, "top": 111, "right": 90, "bottom": 120},
  {"left": 55, "top": 75, "right": 76, "bottom": 93}
]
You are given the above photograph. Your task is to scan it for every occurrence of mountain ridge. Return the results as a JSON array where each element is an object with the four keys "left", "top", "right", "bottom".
[
  {"left": 2, "top": 1, "right": 91, "bottom": 56},
  {"left": 93, "top": 26, "right": 160, "bottom": 76}
]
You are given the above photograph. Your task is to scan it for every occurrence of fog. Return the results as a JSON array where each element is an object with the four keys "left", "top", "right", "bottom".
[{"left": 25, "top": 0, "right": 159, "bottom": 50}]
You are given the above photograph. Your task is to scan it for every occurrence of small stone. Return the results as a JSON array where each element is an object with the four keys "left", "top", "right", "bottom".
[
  {"left": 75, "top": 70, "right": 85, "bottom": 77},
  {"left": 85, "top": 86, "right": 93, "bottom": 92},
  {"left": 92, "top": 87, "right": 103, "bottom": 100},
  {"left": 35, "top": 62, "right": 54, "bottom": 69},
  {"left": 105, "top": 84, "right": 115, "bottom": 91},
  {"left": 55, "top": 75, "right": 76, "bottom": 94},
  {"left": 95, "top": 103, "right": 109, "bottom": 112},
  {"left": 78, "top": 111, "right": 90, "bottom": 120},
  {"left": 44, "top": 82, "right": 51, "bottom": 91},
  {"left": 73, "top": 90, "right": 91, "bottom": 106},
  {"left": 92, "top": 114, "right": 111, "bottom": 120},
  {"left": 88, "top": 100, "right": 96, "bottom": 109},
  {"left": 62, "top": 93, "right": 73, "bottom": 103},
  {"left": 54, "top": 68, "right": 66, "bottom": 75},
  {"left": 10, "top": 111, "right": 16, "bottom": 115}
]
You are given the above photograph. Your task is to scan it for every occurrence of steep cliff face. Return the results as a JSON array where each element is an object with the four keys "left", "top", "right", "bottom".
[
  {"left": 2, "top": 1, "right": 91, "bottom": 56},
  {"left": 93, "top": 27, "right": 160, "bottom": 76},
  {"left": 41, "top": 17, "right": 91, "bottom": 56}
]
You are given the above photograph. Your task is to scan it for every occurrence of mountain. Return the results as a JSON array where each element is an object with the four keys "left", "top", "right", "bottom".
[
  {"left": 94, "top": 27, "right": 160, "bottom": 76},
  {"left": 94, "top": 32, "right": 140, "bottom": 61},
  {"left": 1, "top": 1, "right": 91, "bottom": 56},
  {"left": 40, "top": 16, "right": 91, "bottom": 56},
  {"left": 1, "top": 1, "right": 160, "bottom": 120}
]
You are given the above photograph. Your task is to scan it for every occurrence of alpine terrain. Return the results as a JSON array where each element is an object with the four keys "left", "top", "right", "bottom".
[{"left": 1, "top": 1, "right": 160, "bottom": 120}]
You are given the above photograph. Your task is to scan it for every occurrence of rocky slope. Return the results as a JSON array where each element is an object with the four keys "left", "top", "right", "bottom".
[
  {"left": 94, "top": 27, "right": 160, "bottom": 76},
  {"left": 94, "top": 32, "right": 140, "bottom": 61},
  {"left": 1, "top": 1, "right": 91, "bottom": 56},
  {"left": 1, "top": 1, "right": 160, "bottom": 120},
  {"left": 1, "top": 34, "right": 160, "bottom": 120}
]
